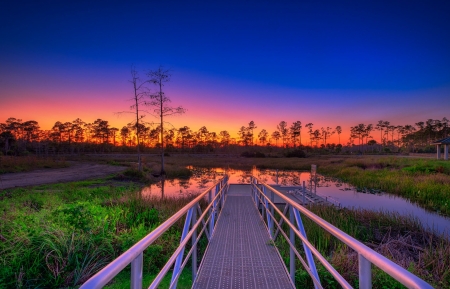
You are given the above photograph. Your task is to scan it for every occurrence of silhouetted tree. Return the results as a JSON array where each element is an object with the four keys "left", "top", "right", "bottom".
[
  {"left": 277, "top": 121, "right": 288, "bottom": 147},
  {"left": 335, "top": 125, "right": 342, "bottom": 144},
  {"left": 117, "top": 66, "right": 149, "bottom": 171},
  {"left": 305, "top": 123, "right": 314, "bottom": 146},
  {"left": 271, "top": 131, "right": 281, "bottom": 147},
  {"left": 147, "top": 66, "right": 185, "bottom": 175},
  {"left": 258, "top": 129, "right": 268, "bottom": 145},
  {"left": 248, "top": 121, "right": 257, "bottom": 146},
  {"left": 219, "top": 130, "right": 230, "bottom": 147},
  {"left": 289, "top": 121, "right": 301, "bottom": 147}
]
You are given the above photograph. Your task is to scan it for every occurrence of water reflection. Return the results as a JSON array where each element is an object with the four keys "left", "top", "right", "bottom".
[{"left": 140, "top": 167, "right": 450, "bottom": 235}]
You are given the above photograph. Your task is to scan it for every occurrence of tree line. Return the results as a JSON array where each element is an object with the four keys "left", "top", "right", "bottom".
[{"left": 1, "top": 116, "right": 448, "bottom": 156}]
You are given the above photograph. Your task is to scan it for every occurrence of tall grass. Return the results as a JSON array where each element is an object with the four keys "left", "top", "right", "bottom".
[
  {"left": 317, "top": 157, "right": 450, "bottom": 215},
  {"left": 274, "top": 204, "right": 450, "bottom": 288},
  {"left": 0, "top": 155, "right": 68, "bottom": 174},
  {"left": 0, "top": 181, "right": 202, "bottom": 287}
]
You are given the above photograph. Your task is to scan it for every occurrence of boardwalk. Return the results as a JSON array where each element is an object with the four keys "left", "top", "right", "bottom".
[{"left": 192, "top": 185, "right": 294, "bottom": 289}]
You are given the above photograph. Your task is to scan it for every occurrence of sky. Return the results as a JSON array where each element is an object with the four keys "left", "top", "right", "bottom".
[{"left": 1, "top": 0, "right": 449, "bottom": 143}]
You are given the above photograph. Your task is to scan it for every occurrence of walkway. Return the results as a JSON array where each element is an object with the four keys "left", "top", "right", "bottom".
[{"left": 192, "top": 184, "right": 294, "bottom": 289}]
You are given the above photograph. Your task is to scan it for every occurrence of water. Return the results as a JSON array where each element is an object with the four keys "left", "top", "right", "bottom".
[{"left": 141, "top": 167, "right": 450, "bottom": 235}]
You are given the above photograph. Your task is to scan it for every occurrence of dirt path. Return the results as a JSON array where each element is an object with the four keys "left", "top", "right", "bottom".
[{"left": 0, "top": 162, "right": 127, "bottom": 190}]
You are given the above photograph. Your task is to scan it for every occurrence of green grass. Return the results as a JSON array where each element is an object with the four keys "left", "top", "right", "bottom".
[
  {"left": 273, "top": 204, "right": 450, "bottom": 288},
  {"left": 105, "top": 268, "right": 192, "bottom": 288},
  {"left": 0, "top": 180, "right": 202, "bottom": 288},
  {"left": 317, "top": 157, "right": 450, "bottom": 216}
]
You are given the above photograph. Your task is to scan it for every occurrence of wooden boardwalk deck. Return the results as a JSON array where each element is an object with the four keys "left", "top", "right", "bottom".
[{"left": 192, "top": 184, "right": 294, "bottom": 289}]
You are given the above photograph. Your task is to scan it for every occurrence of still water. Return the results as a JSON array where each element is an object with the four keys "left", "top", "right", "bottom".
[{"left": 141, "top": 167, "right": 450, "bottom": 235}]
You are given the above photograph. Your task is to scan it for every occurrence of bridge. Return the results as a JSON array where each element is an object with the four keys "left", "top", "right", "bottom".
[{"left": 81, "top": 176, "right": 433, "bottom": 289}]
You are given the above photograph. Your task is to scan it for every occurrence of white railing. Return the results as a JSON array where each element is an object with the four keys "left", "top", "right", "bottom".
[
  {"left": 81, "top": 176, "right": 229, "bottom": 289},
  {"left": 251, "top": 176, "right": 433, "bottom": 289}
]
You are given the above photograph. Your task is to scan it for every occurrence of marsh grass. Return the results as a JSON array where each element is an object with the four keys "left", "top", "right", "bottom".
[
  {"left": 0, "top": 155, "right": 68, "bottom": 174},
  {"left": 0, "top": 179, "right": 203, "bottom": 288},
  {"left": 274, "top": 204, "right": 450, "bottom": 288}
]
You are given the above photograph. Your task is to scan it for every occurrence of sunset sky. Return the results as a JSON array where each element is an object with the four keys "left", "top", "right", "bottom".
[{"left": 1, "top": 0, "right": 449, "bottom": 143}]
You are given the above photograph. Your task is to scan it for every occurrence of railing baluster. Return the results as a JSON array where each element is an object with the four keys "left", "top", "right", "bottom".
[
  {"left": 171, "top": 207, "right": 194, "bottom": 288},
  {"left": 273, "top": 204, "right": 288, "bottom": 240},
  {"left": 196, "top": 204, "right": 210, "bottom": 240},
  {"left": 293, "top": 208, "right": 321, "bottom": 289},
  {"left": 191, "top": 209, "right": 198, "bottom": 282},
  {"left": 131, "top": 252, "right": 143, "bottom": 289},
  {"left": 270, "top": 190, "right": 274, "bottom": 237},
  {"left": 209, "top": 189, "right": 214, "bottom": 237},
  {"left": 359, "top": 253, "right": 372, "bottom": 289},
  {"left": 289, "top": 205, "right": 295, "bottom": 283}
]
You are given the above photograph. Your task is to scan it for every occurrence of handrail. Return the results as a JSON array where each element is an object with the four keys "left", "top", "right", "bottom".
[
  {"left": 251, "top": 176, "right": 433, "bottom": 289},
  {"left": 81, "top": 175, "right": 229, "bottom": 289}
]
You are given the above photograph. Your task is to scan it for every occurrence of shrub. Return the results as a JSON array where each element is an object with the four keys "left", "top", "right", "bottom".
[
  {"left": 285, "top": 149, "right": 306, "bottom": 158},
  {"left": 240, "top": 151, "right": 266, "bottom": 158}
]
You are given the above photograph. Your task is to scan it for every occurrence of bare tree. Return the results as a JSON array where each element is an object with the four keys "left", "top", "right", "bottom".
[
  {"left": 115, "top": 66, "right": 149, "bottom": 171},
  {"left": 147, "top": 66, "right": 186, "bottom": 175}
]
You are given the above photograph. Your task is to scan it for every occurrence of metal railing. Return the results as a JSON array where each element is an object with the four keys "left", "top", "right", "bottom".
[
  {"left": 250, "top": 176, "right": 433, "bottom": 289},
  {"left": 81, "top": 175, "right": 229, "bottom": 289}
]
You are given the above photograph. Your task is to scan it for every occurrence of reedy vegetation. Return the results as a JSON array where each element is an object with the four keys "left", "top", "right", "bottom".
[
  {"left": 1, "top": 155, "right": 449, "bottom": 287},
  {"left": 0, "top": 179, "right": 202, "bottom": 288},
  {"left": 274, "top": 205, "right": 450, "bottom": 288}
]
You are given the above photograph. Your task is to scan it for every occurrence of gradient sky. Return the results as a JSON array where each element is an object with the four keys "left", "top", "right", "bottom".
[{"left": 1, "top": 0, "right": 449, "bottom": 143}]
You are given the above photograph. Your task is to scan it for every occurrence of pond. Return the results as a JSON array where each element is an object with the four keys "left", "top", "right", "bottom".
[{"left": 141, "top": 167, "right": 450, "bottom": 235}]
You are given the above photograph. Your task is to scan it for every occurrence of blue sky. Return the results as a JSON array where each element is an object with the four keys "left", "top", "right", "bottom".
[{"left": 1, "top": 0, "right": 449, "bottom": 140}]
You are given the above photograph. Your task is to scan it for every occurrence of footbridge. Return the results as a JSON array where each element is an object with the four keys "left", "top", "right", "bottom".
[{"left": 81, "top": 176, "right": 433, "bottom": 289}]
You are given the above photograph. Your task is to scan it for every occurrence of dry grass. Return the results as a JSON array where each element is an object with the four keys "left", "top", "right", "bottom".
[{"left": 0, "top": 155, "right": 69, "bottom": 174}]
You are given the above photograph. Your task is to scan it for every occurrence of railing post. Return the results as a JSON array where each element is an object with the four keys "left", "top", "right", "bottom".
[
  {"left": 171, "top": 207, "right": 194, "bottom": 288},
  {"left": 209, "top": 189, "right": 214, "bottom": 237},
  {"left": 270, "top": 189, "right": 274, "bottom": 238},
  {"left": 131, "top": 252, "right": 143, "bottom": 289},
  {"left": 302, "top": 181, "right": 306, "bottom": 206},
  {"left": 191, "top": 209, "right": 198, "bottom": 282},
  {"left": 293, "top": 208, "right": 321, "bottom": 289},
  {"left": 261, "top": 186, "right": 266, "bottom": 219},
  {"left": 289, "top": 205, "right": 295, "bottom": 283},
  {"left": 359, "top": 253, "right": 372, "bottom": 289}
]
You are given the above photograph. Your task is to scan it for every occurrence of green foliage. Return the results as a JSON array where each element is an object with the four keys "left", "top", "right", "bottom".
[
  {"left": 318, "top": 157, "right": 450, "bottom": 216},
  {"left": 0, "top": 180, "right": 197, "bottom": 287}
]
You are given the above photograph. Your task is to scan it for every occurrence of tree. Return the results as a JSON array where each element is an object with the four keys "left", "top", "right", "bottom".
[
  {"left": 258, "top": 129, "right": 269, "bottom": 145},
  {"left": 178, "top": 126, "right": 192, "bottom": 149},
  {"left": 289, "top": 121, "right": 301, "bottom": 147},
  {"left": 219, "top": 130, "right": 231, "bottom": 147},
  {"left": 305, "top": 123, "right": 314, "bottom": 146},
  {"left": 238, "top": 126, "right": 251, "bottom": 146},
  {"left": 271, "top": 131, "right": 281, "bottom": 147},
  {"left": 116, "top": 66, "right": 149, "bottom": 171},
  {"left": 147, "top": 66, "right": 186, "bottom": 175},
  {"left": 248, "top": 121, "right": 257, "bottom": 146},
  {"left": 120, "top": 126, "right": 130, "bottom": 146},
  {"left": 335, "top": 125, "right": 342, "bottom": 144},
  {"left": 277, "top": 121, "right": 288, "bottom": 147},
  {"left": 320, "top": 127, "right": 334, "bottom": 145}
]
